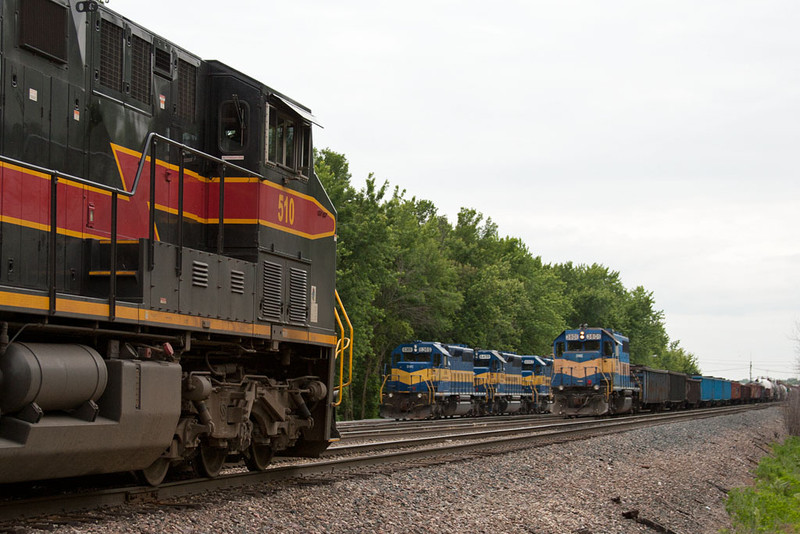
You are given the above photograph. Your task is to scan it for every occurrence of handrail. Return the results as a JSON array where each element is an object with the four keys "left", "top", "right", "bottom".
[
  {"left": 0, "top": 154, "right": 134, "bottom": 318},
  {"left": 0, "top": 133, "right": 263, "bottom": 320},
  {"left": 332, "top": 290, "right": 353, "bottom": 407},
  {"left": 379, "top": 373, "right": 390, "bottom": 401},
  {"left": 424, "top": 379, "right": 435, "bottom": 401}
]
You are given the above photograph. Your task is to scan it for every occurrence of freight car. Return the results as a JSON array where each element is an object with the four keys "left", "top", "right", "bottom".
[
  {"left": 380, "top": 342, "right": 551, "bottom": 419},
  {"left": 0, "top": 0, "right": 352, "bottom": 486}
]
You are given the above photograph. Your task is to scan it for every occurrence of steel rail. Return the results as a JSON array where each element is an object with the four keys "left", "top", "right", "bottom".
[{"left": 0, "top": 404, "right": 774, "bottom": 523}]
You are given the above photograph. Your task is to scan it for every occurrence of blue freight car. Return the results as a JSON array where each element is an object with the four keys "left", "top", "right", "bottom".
[{"left": 693, "top": 376, "right": 717, "bottom": 406}]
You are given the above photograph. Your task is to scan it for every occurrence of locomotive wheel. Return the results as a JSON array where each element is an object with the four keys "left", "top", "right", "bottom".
[
  {"left": 196, "top": 444, "right": 227, "bottom": 478},
  {"left": 245, "top": 442, "right": 274, "bottom": 472},
  {"left": 139, "top": 457, "right": 170, "bottom": 486}
]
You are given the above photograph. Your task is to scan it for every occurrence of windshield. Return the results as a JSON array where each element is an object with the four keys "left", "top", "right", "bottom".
[
  {"left": 401, "top": 353, "right": 432, "bottom": 363},
  {"left": 566, "top": 340, "right": 601, "bottom": 352}
]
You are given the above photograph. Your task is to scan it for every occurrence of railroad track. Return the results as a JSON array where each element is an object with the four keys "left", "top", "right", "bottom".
[
  {"left": 0, "top": 404, "right": 772, "bottom": 523},
  {"left": 335, "top": 413, "right": 552, "bottom": 442}
]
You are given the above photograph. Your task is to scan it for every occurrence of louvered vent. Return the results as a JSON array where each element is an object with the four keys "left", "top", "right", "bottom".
[
  {"left": 260, "top": 261, "right": 282, "bottom": 320},
  {"left": 288, "top": 268, "right": 308, "bottom": 325},
  {"left": 154, "top": 48, "right": 171, "bottom": 76},
  {"left": 231, "top": 270, "right": 245, "bottom": 295},
  {"left": 192, "top": 260, "right": 209, "bottom": 288},
  {"left": 130, "top": 35, "right": 151, "bottom": 104},
  {"left": 99, "top": 20, "right": 123, "bottom": 91}
]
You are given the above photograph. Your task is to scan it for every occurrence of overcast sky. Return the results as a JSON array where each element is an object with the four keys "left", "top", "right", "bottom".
[{"left": 112, "top": 0, "right": 800, "bottom": 380}]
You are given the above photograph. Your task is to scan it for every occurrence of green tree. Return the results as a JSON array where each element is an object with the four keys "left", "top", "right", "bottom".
[
  {"left": 618, "top": 286, "right": 669, "bottom": 364},
  {"left": 654, "top": 340, "right": 700, "bottom": 374}
]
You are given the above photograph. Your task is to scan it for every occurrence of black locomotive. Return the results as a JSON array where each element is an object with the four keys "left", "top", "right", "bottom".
[{"left": 0, "top": 0, "right": 350, "bottom": 485}]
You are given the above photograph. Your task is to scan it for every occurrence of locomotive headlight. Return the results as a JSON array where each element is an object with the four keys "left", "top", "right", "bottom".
[
  {"left": 593, "top": 384, "right": 600, "bottom": 391},
  {"left": 417, "top": 393, "right": 423, "bottom": 398},
  {"left": 388, "top": 393, "right": 393, "bottom": 398},
  {"left": 558, "top": 385, "right": 564, "bottom": 391}
]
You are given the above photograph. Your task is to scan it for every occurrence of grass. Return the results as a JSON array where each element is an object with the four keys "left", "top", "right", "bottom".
[{"left": 724, "top": 393, "right": 800, "bottom": 533}]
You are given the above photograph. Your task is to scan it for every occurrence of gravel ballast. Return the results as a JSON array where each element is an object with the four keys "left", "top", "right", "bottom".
[{"left": 17, "top": 406, "right": 786, "bottom": 534}]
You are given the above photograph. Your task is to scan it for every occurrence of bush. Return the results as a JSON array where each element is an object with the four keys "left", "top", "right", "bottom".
[
  {"left": 784, "top": 390, "right": 800, "bottom": 437},
  {"left": 725, "top": 437, "right": 800, "bottom": 533}
]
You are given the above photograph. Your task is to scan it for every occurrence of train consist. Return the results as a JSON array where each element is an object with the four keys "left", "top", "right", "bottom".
[
  {"left": 551, "top": 326, "right": 787, "bottom": 417},
  {"left": 381, "top": 329, "right": 787, "bottom": 420},
  {"left": 0, "top": 0, "right": 351, "bottom": 486},
  {"left": 380, "top": 341, "right": 552, "bottom": 419}
]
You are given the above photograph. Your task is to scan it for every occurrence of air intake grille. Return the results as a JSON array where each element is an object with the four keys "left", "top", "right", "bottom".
[
  {"left": 260, "top": 261, "right": 282, "bottom": 320},
  {"left": 288, "top": 268, "right": 308, "bottom": 325},
  {"left": 192, "top": 261, "right": 209, "bottom": 288},
  {"left": 19, "top": 0, "right": 68, "bottom": 63},
  {"left": 99, "top": 20, "right": 123, "bottom": 91},
  {"left": 177, "top": 59, "right": 197, "bottom": 122},
  {"left": 130, "top": 35, "right": 151, "bottom": 104},
  {"left": 231, "top": 270, "right": 245, "bottom": 295}
]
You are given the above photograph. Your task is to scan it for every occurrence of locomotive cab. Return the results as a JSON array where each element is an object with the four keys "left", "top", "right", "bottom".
[{"left": 551, "top": 327, "right": 638, "bottom": 417}]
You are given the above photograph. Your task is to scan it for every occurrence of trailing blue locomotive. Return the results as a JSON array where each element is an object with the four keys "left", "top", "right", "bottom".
[
  {"left": 521, "top": 355, "right": 553, "bottom": 414},
  {"left": 551, "top": 327, "right": 639, "bottom": 416},
  {"left": 380, "top": 342, "right": 552, "bottom": 419},
  {"left": 380, "top": 342, "right": 475, "bottom": 419}
]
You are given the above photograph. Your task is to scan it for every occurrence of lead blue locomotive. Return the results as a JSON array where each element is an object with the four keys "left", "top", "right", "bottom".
[
  {"left": 551, "top": 327, "right": 638, "bottom": 416},
  {"left": 380, "top": 341, "right": 552, "bottom": 419}
]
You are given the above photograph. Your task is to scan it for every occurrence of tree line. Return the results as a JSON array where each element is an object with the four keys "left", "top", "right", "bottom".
[{"left": 316, "top": 149, "right": 700, "bottom": 420}]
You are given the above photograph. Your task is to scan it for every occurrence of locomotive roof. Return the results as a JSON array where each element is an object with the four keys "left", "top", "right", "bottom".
[{"left": 100, "top": 3, "right": 318, "bottom": 126}]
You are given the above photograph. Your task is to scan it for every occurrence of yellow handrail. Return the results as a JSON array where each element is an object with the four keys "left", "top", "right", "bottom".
[
  {"left": 332, "top": 290, "right": 353, "bottom": 407},
  {"left": 379, "top": 373, "right": 390, "bottom": 400}
]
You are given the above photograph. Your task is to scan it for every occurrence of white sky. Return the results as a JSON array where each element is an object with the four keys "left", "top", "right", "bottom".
[{"left": 111, "top": 0, "right": 800, "bottom": 380}]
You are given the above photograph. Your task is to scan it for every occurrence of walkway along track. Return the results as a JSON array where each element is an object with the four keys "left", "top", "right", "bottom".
[{"left": 0, "top": 404, "right": 773, "bottom": 522}]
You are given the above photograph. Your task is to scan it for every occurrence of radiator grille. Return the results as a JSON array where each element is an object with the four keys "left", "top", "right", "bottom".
[
  {"left": 99, "top": 20, "right": 123, "bottom": 91},
  {"left": 192, "top": 260, "right": 209, "bottom": 288},
  {"left": 288, "top": 268, "right": 308, "bottom": 325},
  {"left": 177, "top": 59, "right": 197, "bottom": 122},
  {"left": 260, "top": 261, "right": 282, "bottom": 320},
  {"left": 19, "top": 0, "right": 67, "bottom": 63},
  {"left": 231, "top": 270, "right": 245, "bottom": 295},
  {"left": 130, "top": 35, "right": 151, "bottom": 104}
]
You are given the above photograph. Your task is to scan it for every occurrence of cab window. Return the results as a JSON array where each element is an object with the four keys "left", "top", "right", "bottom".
[
  {"left": 219, "top": 99, "right": 248, "bottom": 152},
  {"left": 603, "top": 341, "right": 615, "bottom": 357},
  {"left": 267, "top": 104, "right": 312, "bottom": 176}
]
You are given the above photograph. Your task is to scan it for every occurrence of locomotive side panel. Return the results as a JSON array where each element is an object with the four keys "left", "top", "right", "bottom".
[{"left": 0, "top": 0, "right": 345, "bottom": 485}]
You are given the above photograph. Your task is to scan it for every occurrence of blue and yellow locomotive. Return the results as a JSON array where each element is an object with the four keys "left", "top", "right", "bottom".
[
  {"left": 380, "top": 342, "right": 554, "bottom": 419},
  {"left": 551, "top": 327, "right": 639, "bottom": 416},
  {"left": 380, "top": 342, "right": 475, "bottom": 419},
  {"left": 474, "top": 350, "right": 526, "bottom": 415},
  {"left": 522, "top": 355, "right": 553, "bottom": 413}
]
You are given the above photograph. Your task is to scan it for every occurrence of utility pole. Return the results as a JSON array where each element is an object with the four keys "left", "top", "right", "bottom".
[{"left": 749, "top": 357, "right": 752, "bottom": 382}]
